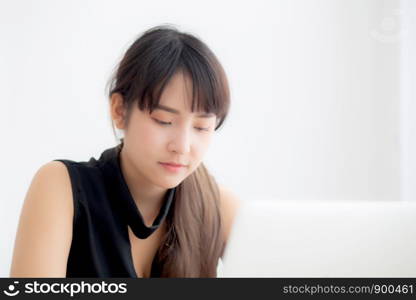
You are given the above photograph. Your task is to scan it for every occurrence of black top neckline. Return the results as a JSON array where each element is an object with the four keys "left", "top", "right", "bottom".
[{"left": 97, "top": 144, "right": 175, "bottom": 240}]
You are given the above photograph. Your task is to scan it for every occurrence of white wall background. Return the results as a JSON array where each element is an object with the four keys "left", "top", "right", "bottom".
[
  {"left": 400, "top": 0, "right": 416, "bottom": 203},
  {"left": 0, "top": 0, "right": 413, "bottom": 276}
]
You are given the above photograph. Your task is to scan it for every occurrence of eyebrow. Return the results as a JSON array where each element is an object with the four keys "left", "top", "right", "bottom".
[{"left": 155, "top": 104, "right": 215, "bottom": 118}]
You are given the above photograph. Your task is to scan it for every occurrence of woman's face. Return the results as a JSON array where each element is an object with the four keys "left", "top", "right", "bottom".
[{"left": 115, "top": 71, "right": 217, "bottom": 189}]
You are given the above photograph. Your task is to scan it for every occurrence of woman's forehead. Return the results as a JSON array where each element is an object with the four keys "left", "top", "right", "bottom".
[
  {"left": 159, "top": 72, "right": 193, "bottom": 103},
  {"left": 156, "top": 72, "right": 213, "bottom": 116}
]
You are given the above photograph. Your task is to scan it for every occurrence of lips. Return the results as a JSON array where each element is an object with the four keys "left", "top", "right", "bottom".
[
  {"left": 160, "top": 162, "right": 187, "bottom": 167},
  {"left": 159, "top": 162, "right": 186, "bottom": 173}
]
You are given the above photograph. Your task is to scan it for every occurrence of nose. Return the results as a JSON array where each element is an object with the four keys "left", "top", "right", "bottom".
[{"left": 168, "top": 127, "right": 191, "bottom": 155}]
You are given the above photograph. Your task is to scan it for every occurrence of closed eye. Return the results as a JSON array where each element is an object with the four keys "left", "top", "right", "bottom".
[
  {"left": 154, "top": 119, "right": 171, "bottom": 125},
  {"left": 152, "top": 118, "right": 209, "bottom": 131}
]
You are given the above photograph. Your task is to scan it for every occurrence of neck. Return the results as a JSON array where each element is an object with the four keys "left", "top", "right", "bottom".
[{"left": 119, "top": 146, "right": 168, "bottom": 223}]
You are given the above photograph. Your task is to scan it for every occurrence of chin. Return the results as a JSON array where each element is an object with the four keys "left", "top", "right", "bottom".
[{"left": 154, "top": 178, "right": 183, "bottom": 190}]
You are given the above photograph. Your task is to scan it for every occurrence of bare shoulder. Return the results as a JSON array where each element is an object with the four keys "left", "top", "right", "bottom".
[
  {"left": 24, "top": 161, "right": 73, "bottom": 216},
  {"left": 218, "top": 184, "right": 242, "bottom": 244},
  {"left": 32, "top": 161, "right": 72, "bottom": 187},
  {"left": 10, "top": 161, "right": 74, "bottom": 277}
]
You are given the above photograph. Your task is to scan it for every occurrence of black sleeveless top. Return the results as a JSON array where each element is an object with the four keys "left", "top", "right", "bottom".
[{"left": 53, "top": 144, "right": 175, "bottom": 278}]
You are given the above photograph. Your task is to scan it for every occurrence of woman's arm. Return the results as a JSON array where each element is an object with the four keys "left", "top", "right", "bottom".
[
  {"left": 219, "top": 185, "right": 242, "bottom": 246},
  {"left": 10, "top": 161, "right": 74, "bottom": 277}
]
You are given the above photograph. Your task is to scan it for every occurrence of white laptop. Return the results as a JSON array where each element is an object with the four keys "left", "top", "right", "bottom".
[{"left": 220, "top": 200, "right": 416, "bottom": 277}]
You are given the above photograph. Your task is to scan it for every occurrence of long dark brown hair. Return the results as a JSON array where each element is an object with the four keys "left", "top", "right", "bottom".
[{"left": 106, "top": 25, "right": 230, "bottom": 277}]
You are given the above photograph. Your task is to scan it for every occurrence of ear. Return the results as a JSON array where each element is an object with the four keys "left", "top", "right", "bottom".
[{"left": 110, "top": 93, "right": 127, "bottom": 129}]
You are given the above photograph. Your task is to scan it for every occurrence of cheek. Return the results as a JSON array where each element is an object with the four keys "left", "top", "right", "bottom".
[
  {"left": 200, "top": 131, "right": 214, "bottom": 149},
  {"left": 128, "top": 121, "right": 164, "bottom": 148},
  {"left": 141, "top": 123, "right": 164, "bottom": 145},
  {"left": 186, "top": 141, "right": 211, "bottom": 175},
  {"left": 192, "top": 135, "right": 213, "bottom": 161}
]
